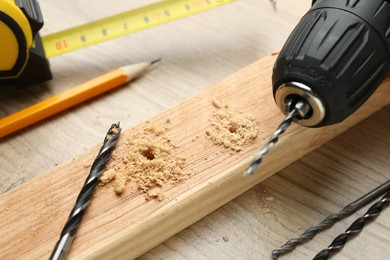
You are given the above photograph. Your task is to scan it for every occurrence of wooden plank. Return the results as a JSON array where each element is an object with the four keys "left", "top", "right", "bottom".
[{"left": 1, "top": 54, "right": 389, "bottom": 259}]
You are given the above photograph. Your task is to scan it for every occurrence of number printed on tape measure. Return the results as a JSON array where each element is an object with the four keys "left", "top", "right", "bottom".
[
  {"left": 55, "top": 40, "right": 68, "bottom": 51},
  {"left": 41, "top": 0, "right": 235, "bottom": 58}
]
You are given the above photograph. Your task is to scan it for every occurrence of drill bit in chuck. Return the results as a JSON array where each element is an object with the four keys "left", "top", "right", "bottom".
[
  {"left": 245, "top": 99, "right": 310, "bottom": 176},
  {"left": 50, "top": 123, "right": 121, "bottom": 260}
]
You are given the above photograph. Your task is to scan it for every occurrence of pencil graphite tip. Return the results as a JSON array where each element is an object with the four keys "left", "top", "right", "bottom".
[{"left": 151, "top": 58, "right": 162, "bottom": 65}]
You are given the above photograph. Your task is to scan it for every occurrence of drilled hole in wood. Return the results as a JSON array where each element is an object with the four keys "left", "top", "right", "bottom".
[
  {"left": 229, "top": 126, "right": 237, "bottom": 133},
  {"left": 141, "top": 147, "right": 155, "bottom": 160}
]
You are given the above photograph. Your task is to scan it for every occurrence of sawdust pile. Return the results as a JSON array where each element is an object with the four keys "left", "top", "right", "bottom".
[
  {"left": 100, "top": 124, "right": 187, "bottom": 201},
  {"left": 206, "top": 100, "right": 258, "bottom": 151}
]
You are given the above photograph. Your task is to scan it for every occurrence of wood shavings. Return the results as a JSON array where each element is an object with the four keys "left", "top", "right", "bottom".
[
  {"left": 146, "top": 188, "right": 165, "bottom": 201},
  {"left": 113, "top": 171, "right": 127, "bottom": 194},
  {"left": 100, "top": 169, "right": 116, "bottom": 185},
  {"left": 144, "top": 124, "right": 165, "bottom": 136},
  {"left": 206, "top": 100, "right": 258, "bottom": 151},
  {"left": 212, "top": 99, "right": 223, "bottom": 109},
  {"left": 99, "top": 124, "right": 187, "bottom": 200}
]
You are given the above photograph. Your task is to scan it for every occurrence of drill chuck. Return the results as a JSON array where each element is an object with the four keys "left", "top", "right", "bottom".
[
  {"left": 273, "top": 0, "right": 390, "bottom": 127},
  {"left": 275, "top": 82, "right": 325, "bottom": 126}
]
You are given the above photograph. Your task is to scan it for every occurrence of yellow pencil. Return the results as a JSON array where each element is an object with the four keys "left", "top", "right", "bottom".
[{"left": 0, "top": 60, "right": 159, "bottom": 139}]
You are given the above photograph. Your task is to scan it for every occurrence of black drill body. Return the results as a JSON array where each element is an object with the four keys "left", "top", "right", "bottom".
[{"left": 273, "top": 0, "right": 390, "bottom": 127}]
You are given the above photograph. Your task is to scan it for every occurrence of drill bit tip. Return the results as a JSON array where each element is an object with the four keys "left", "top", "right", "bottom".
[
  {"left": 245, "top": 164, "right": 257, "bottom": 176},
  {"left": 245, "top": 100, "right": 311, "bottom": 176},
  {"left": 244, "top": 109, "right": 298, "bottom": 176}
]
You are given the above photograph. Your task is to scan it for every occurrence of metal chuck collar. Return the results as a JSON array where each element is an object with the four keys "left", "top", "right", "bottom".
[{"left": 274, "top": 82, "right": 325, "bottom": 127}]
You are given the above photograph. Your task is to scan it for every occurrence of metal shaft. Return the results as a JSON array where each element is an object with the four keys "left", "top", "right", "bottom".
[
  {"left": 313, "top": 190, "right": 390, "bottom": 260},
  {"left": 272, "top": 180, "right": 390, "bottom": 259},
  {"left": 50, "top": 123, "right": 121, "bottom": 260},
  {"left": 245, "top": 109, "right": 297, "bottom": 176},
  {"left": 245, "top": 100, "right": 310, "bottom": 176}
]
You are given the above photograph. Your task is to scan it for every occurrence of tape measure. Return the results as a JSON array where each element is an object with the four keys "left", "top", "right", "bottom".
[
  {"left": 0, "top": 0, "right": 235, "bottom": 86},
  {"left": 42, "top": 0, "right": 236, "bottom": 58},
  {"left": 0, "top": 0, "right": 43, "bottom": 79}
]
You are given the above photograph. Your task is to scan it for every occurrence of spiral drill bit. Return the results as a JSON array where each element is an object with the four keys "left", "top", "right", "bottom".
[
  {"left": 50, "top": 122, "right": 121, "bottom": 260},
  {"left": 245, "top": 99, "right": 310, "bottom": 176},
  {"left": 313, "top": 190, "right": 390, "bottom": 260},
  {"left": 272, "top": 180, "right": 390, "bottom": 259}
]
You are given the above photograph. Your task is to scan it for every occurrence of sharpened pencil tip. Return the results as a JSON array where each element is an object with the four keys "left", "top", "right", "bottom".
[{"left": 150, "top": 58, "right": 162, "bottom": 65}]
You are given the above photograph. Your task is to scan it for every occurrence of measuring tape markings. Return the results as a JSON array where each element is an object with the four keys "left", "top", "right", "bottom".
[{"left": 42, "top": 0, "right": 236, "bottom": 58}]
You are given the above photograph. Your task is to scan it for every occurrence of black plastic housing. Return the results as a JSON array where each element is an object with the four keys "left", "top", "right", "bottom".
[{"left": 273, "top": 0, "right": 390, "bottom": 127}]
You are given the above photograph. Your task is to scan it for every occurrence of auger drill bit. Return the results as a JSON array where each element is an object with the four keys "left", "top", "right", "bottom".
[{"left": 50, "top": 122, "right": 121, "bottom": 260}]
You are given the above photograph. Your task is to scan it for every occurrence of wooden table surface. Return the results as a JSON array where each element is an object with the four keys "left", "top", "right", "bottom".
[{"left": 1, "top": 0, "right": 389, "bottom": 259}]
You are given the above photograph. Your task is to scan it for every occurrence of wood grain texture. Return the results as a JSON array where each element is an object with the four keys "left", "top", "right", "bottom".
[
  {"left": 0, "top": 54, "right": 389, "bottom": 259},
  {"left": 1, "top": 1, "right": 389, "bottom": 259}
]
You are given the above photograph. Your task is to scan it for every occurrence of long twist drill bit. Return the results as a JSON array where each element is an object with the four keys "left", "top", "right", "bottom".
[
  {"left": 313, "top": 190, "right": 390, "bottom": 260},
  {"left": 50, "top": 123, "right": 121, "bottom": 260},
  {"left": 245, "top": 100, "right": 310, "bottom": 176},
  {"left": 272, "top": 180, "right": 390, "bottom": 259}
]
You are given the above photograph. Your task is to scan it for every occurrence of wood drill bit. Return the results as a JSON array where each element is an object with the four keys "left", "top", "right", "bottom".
[
  {"left": 50, "top": 123, "right": 121, "bottom": 260},
  {"left": 272, "top": 180, "right": 390, "bottom": 259},
  {"left": 313, "top": 190, "right": 390, "bottom": 260},
  {"left": 245, "top": 100, "right": 310, "bottom": 176}
]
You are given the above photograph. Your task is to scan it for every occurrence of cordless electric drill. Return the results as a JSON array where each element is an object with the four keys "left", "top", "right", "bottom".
[
  {"left": 273, "top": 0, "right": 390, "bottom": 127},
  {"left": 246, "top": 0, "right": 390, "bottom": 175}
]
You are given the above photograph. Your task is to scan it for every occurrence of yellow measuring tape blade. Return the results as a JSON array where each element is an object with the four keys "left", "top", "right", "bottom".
[{"left": 42, "top": 0, "right": 236, "bottom": 58}]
